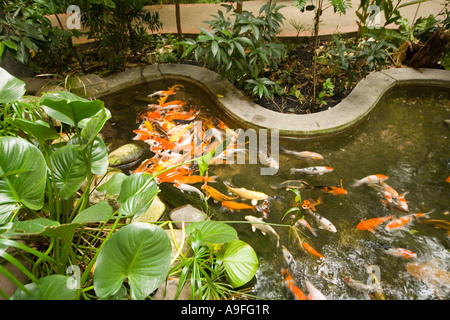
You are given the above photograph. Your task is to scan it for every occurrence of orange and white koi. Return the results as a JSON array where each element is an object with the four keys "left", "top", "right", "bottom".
[
  {"left": 147, "top": 84, "right": 183, "bottom": 98},
  {"left": 281, "top": 147, "right": 324, "bottom": 160},
  {"left": 356, "top": 215, "right": 394, "bottom": 233},
  {"left": 352, "top": 174, "right": 389, "bottom": 187},
  {"left": 293, "top": 216, "right": 317, "bottom": 237},
  {"left": 245, "top": 215, "right": 280, "bottom": 248},
  {"left": 281, "top": 268, "right": 311, "bottom": 300},
  {"left": 221, "top": 201, "right": 256, "bottom": 212},
  {"left": 225, "top": 182, "right": 269, "bottom": 205},
  {"left": 290, "top": 166, "right": 333, "bottom": 176},
  {"left": 304, "top": 279, "right": 327, "bottom": 300},
  {"left": 384, "top": 211, "right": 432, "bottom": 232},
  {"left": 385, "top": 247, "right": 417, "bottom": 259},
  {"left": 305, "top": 209, "right": 337, "bottom": 233}
]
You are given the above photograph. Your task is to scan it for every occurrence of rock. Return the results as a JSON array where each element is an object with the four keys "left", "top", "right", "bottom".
[
  {"left": 164, "top": 229, "right": 191, "bottom": 261},
  {"left": 169, "top": 204, "right": 208, "bottom": 229},
  {"left": 130, "top": 196, "right": 166, "bottom": 223},
  {"left": 153, "top": 278, "right": 193, "bottom": 300},
  {"left": 108, "top": 143, "right": 146, "bottom": 168}
]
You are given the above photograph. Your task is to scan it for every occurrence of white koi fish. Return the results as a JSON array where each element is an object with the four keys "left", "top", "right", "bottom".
[
  {"left": 245, "top": 215, "right": 280, "bottom": 248},
  {"left": 304, "top": 279, "right": 327, "bottom": 300},
  {"left": 281, "top": 147, "right": 324, "bottom": 160},
  {"left": 173, "top": 182, "right": 205, "bottom": 200},
  {"left": 258, "top": 151, "right": 279, "bottom": 170},
  {"left": 293, "top": 215, "right": 317, "bottom": 237},
  {"left": 305, "top": 209, "right": 337, "bottom": 233},
  {"left": 290, "top": 166, "right": 333, "bottom": 175}
]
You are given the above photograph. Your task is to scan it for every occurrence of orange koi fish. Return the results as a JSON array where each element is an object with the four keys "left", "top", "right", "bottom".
[
  {"left": 221, "top": 201, "right": 256, "bottom": 212},
  {"left": 447, "top": 176, "right": 450, "bottom": 183},
  {"left": 301, "top": 241, "right": 325, "bottom": 259},
  {"left": 176, "top": 175, "right": 217, "bottom": 185},
  {"left": 356, "top": 215, "right": 394, "bottom": 233},
  {"left": 300, "top": 197, "right": 322, "bottom": 211},
  {"left": 314, "top": 185, "right": 348, "bottom": 195},
  {"left": 201, "top": 185, "right": 238, "bottom": 202},
  {"left": 384, "top": 211, "right": 431, "bottom": 232},
  {"left": 281, "top": 269, "right": 310, "bottom": 300},
  {"left": 147, "top": 84, "right": 183, "bottom": 98},
  {"left": 352, "top": 174, "right": 389, "bottom": 187}
]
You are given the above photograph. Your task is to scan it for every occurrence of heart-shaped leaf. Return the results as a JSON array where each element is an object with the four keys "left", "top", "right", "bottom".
[
  {"left": 117, "top": 173, "right": 158, "bottom": 218},
  {"left": 93, "top": 222, "right": 172, "bottom": 300},
  {"left": 10, "top": 275, "right": 78, "bottom": 300},
  {"left": 50, "top": 144, "right": 87, "bottom": 199},
  {"left": 40, "top": 91, "right": 103, "bottom": 127},
  {"left": 186, "top": 220, "right": 238, "bottom": 245},
  {"left": 8, "top": 118, "right": 60, "bottom": 144},
  {"left": 222, "top": 239, "right": 258, "bottom": 288},
  {"left": 0, "top": 67, "right": 26, "bottom": 104},
  {"left": 0, "top": 136, "right": 47, "bottom": 213}
]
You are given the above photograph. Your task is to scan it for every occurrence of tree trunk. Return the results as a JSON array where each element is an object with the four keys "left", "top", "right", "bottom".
[
  {"left": 407, "top": 29, "right": 450, "bottom": 68},
  {"left": 175, "top": 0, "right": 184, "bottom": 57},
  {"left": 312, "top": 0, "right": 323, "bottom": 108}
]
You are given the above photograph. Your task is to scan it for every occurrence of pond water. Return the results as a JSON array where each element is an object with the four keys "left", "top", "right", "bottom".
[{"left": 101, "top": 79, "right": 450, "bottom": 300}]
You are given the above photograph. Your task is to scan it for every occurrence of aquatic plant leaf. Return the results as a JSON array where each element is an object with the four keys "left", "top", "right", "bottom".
[
  {"left": 0, "top": 67, "right": 25, "bottom": 104},
  {"left": 11, "top": 275, "right": 77, "bottom": 300},
  {"left": 186, "top": 220, "right": 238, "bottom": 245},
  {"left": 222, "top": 239, "right": 258, "bottom": 288},
  {"left": 117, "top": 173, "right": 158, "bottom": 217},
  {"left": 7, "top": 119, "right": 59, "bottom": 144},
  {"left": 50, "top": 144, "right": 88, "bottom": 200},
  {"left": 0, "top": 136, "right": 47, "bottom": 212},
  {"left": 40, "top": 91, "right": 103, "bottom": 127},
  {"left": 68, "top": 135, "right": 109, "bottom": 175},
  {"left": 96, "top": 172, "right": 128, "bottom": 196},
  {"left": 93, "top": 223, "right": 172, "bottom": 300},
  {"left": 80, "top": 108, "right": 111, "bottom": 144},
  {"left": 72, "top": 201, "right": 113, "bottom": 223}
]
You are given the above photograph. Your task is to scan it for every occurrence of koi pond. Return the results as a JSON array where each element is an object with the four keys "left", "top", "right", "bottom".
[{"left": 100, "top": 79, "right": 450, "bottom": 300}]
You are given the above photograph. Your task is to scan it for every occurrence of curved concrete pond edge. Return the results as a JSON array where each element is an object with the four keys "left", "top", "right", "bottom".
[{"left": 23, "top": 64, "right": 450, "bottom": 137}]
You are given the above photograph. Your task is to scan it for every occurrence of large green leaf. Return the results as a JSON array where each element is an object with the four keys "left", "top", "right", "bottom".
[
  {"left": 72, "top": 201, "right": 113, "bottom": 223},
  {"left": 0, "top": 136, "right": 47, "bottom": 213},
  {"left": 39, "top": 91, "right": 104, "bottom": 127},
  {"left": 117, "top": 173, "right": 158, "bottom": 218},
  {"left": 222, "top": 239, "right": 258, "bottom": 288},
  {"left": 10, "top": 275, "right": 78, "bottom": 300},
  {"left": 50, "top": 144, "right": 87, "bottom": 199},
  {"left": 8, "top": 118, "right": 59, "bottom": 144},
  {"left": 0, "top": 67, "right": 25, "bottom": 104},
  {"left": 186, "top": 220, "right": 238, "bottom": 245},
  {"left": 68, "top": 135, "right": 109, "bottom": 175},
  {"left": 96, "top": 172, "right": 127, "bottom": 196},
  {"left": 80, "top": 108, "right": 111, "bottom": 143},
  {"left": 93, "top": 222, "right": 172, "bottom": 300}
]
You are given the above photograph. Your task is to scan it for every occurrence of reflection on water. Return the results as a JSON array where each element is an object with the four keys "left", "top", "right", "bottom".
[{"left": 101, "top": 81, "right": 450, "bottom": 300}]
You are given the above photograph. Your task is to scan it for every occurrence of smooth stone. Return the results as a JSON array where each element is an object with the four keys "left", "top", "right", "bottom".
[
  {"left": 130, "top": 196, "right": 166, "bottom": 223},
  {"left": 153, "top": 278, "right": 193, "bottom": 300},
  {"left": 108, "top": 143, "right": 146, "bottom": 167},
  {"left": 169, "top": 204, "right": 208, "bottom": 229}
]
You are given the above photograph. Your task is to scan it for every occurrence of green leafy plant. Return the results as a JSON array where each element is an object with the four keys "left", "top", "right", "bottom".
[
  {"left": 74, "top": 0, "right": 162, "bottom": 72},
  {"left": 179, "top": 0, "right": 287, "bottom": 98},
  {"left": 0, "top": 0, "right": 84, "bottom": 73},
  {"left": 170, "top": 220, "right": 258, "bottom": 300},
  {"left": 316, "top": 78, "right": 335, "bottom": 107},
  {"left": 0, "top": 67, "right": 258, "bottom": 300}
]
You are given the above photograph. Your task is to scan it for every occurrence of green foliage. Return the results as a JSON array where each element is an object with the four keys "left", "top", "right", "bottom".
[
  {"left": 316, "top": 78, "right": 334, "bottom": 107},
  {"left": 179, "top": 1, "right": 287, "bottom": 98},
  {"left": 73, "top": 0, "right": 162, "bottom": 72},
  {"left": 171, "top": 220, "right": 258, "bottom": 299},
  {"left": 0, "top": 67, "right": 258, "bottom": 300},
  {"left": 0, "top": 0, "right": 83, "bottom": 73}
]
